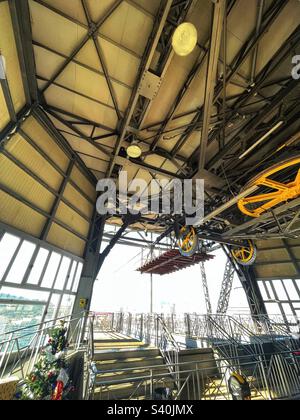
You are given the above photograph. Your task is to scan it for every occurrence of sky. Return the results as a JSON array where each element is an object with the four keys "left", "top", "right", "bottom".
[{"left": 91, "top": 244, "right": 251, "bottom": 315}]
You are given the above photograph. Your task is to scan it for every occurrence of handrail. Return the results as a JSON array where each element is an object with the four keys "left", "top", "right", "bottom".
[
  {"left": 0, "top": 312, "right": 87, "bottom": 380},
  {"left": 0, "top": 311, "right": 87, "bottom": 339}
]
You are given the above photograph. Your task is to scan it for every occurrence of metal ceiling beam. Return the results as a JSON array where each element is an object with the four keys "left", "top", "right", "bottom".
[
  {"left": 0, "top": 78, "right": 17, "bottom": 123},
  {"left": 150, "top": 0, "right": 236, "bottom": 154},
  {"left": 81, "top": 0, "right": 122, "bottom": 121},
  {"left": 171, "top": 0, "right": 289, "bottom": 158},
  {"left": 223, "top": 197, "right": 300, "bottom": 238},
  {"left": 107, "top": 0, "right": 173, "bottom": 177},
  {"left": 115, "top": 155, "right": 182, "bottom": 179},
  {"left": 33, "top": 106, "right": 97, "bottom": 185},
  {"left": 33, "top": 40, "right": 132, "bottom": 91},
  {"left": 132, "top": 0, "right": 194, "bottom": 130},
  {"left": 0, "top": 104, "right": 33, "bottom": 149},
  {"left": 9, "top": 0, "right": 39, "bottom": 104},
  {"left": 32, "top": 0, "right": 141, "bottom": 60},
  {"left": 41, "top": 0, "right": 123, "bottom": 94},
  {"left": 44, "top": 105, "right": 116, "bottom": 133},
  {"left": 45, "top": 107, "right": 112, "bottom": 158},
  {"left": 208, "top": 78, "right": 299, "bottom": 170},
  {"left": 198, "top": 0, "right": 226, "bottom": 170},
  {"left": 40, "top": 160, "right": 75, "bottom": 241}
]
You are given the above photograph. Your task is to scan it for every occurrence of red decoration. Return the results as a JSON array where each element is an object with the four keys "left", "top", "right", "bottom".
[{"left": 51, "top": 381, "right": 64, "bottom": 400}]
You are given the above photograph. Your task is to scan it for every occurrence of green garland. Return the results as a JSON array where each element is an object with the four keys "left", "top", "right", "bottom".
[{"left": 17, "top": 321, "right": 74, "bottom": 400}]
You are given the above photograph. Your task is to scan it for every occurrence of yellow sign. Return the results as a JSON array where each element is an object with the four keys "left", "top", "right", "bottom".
[{"left": 79, "top": 298, "right": 87, "bottom": 309}]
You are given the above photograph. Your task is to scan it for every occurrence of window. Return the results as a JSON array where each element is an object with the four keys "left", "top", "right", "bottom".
[
  {"left": 272, "top": 280, "right": 288, "bottom": 300},
  {"left": 27, "top": 248, "right": 49, "bottom": 285},
  {"left": 41, "top": 252, "right": 62, "bottom": 288},
  {"left": 45, "top": 293, "right": 61, "bottom": 321},
  {"left": 53, "top": 257, "right": 71, "bottom": 290},
  {"left": 258, "top": 282, "right": 268, "bottom": 301},
  {"left": 57, "top": 294, "right": 75, "bottom": 318},
  {"left": 0, "top": 287, "right": 49, "bottom": 302},
  {"left": 72, "top": 263, "right": 83, "bottom": 293},
  {"left": 264, "top": 281, "right": 274, "bottom": 300},
  {"left": 0, "top": 234, "right": 20, "bottom": 281},
  {"left": 282, "top": 279, "right": 299, "bottom": 300},
  {"left": 66, "top": 261, "right": 77, "bottom": 291},
  {"left": 265, "top": 302, "right": 282, "bottom": 316},
  {"left": 5, "top": 241, "right": 36, "bottom": 284}
]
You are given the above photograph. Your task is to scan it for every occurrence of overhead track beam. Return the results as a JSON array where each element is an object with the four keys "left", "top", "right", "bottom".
[
  {"left": 107, "top": 0, "right": 174, "bottom": 177},
  {"left": 198, "top": 0, "right": 226, "bottom": 170}
]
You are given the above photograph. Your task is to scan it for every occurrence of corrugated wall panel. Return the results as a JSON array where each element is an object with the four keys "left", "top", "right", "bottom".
[
  {"left": 70, "top": 165, "right": 96, "bottom": 201},
  {"left": 22, "top": 117, "right": 70, "bottom": 172},
  {"left": 0, "top": 1, "right": 26, "bottom": 114},
  {"left": 0, "top": 86, "right": 10, "bottom": 131},
  {"left": 255, "top": 248, "right": 290, "bottom": 264},
  {"left": 63, "top": 183, "right": 93, "bottom": 219},
  {"left": 0, "top": 154, "right": 55, "bottom": 212},
  {"left": 5, "top": 132, "right": 64, "bottom": 191},
  {"left": 46, "top": 223, "right": 85, "bottom": 257},
  {"left": 55, "top": 202, "right": 90, "bottom": 237},
  {"left": 0, "top": 189, "right": 46, "bottom": 236},
  {"left": 255, "top": 263, "right": 298, "bottom": 279}
]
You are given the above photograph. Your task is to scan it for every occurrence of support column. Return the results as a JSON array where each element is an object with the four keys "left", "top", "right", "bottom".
[
  {"left": 72, "top": 213, "right": 142, "bottom": 317},
  {"left": 222, "top": 246, "right": 267, "bottom": 319},
  {"left": 72, "top": 213, "right": 106, "bottom": 316}
]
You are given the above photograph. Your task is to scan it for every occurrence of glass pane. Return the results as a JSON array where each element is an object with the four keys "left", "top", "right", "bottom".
[
  {"left": 265, "top": 302, "right": 282, "bottom": 316},
  {"left": 66, "top": 261, "right": 77, "bottom": 291},
  {"left": 264, "top": 281, "right": 275, "bottom": 300},
  {"left": 283, "top": 279, "right": 300, "bottom": 300},
  {"left": 5, "top": 241, "right": 36, "bottom": 284},
  {"left": 272, "top": 280, "right": 288, "bottom": 300},
  {"left": 57, "top": 295, "right": 75, "bottom": 318},
  {"left": 0, "top": 234, "right": 20, "bottom": 281},
  {"left": 45, "top": 294, "right": 61, "bottom": 321},
  {"left": 27, "top": 248, "right": 49, "bottom": 285},
  {"left": 53, "top": 257, "right": 71, "bottom": 290},
  {"left": 258, "top": 282, "right": 268, "bottom": 301},
  {"left": 41, "top": 252, "right": 62, "bottom": 289},
  {"left": 72, "top": 263, "right": 83, "bottom": 293},
  {"left": 0, "top": 286, "right": 49, "bottom": 302},
  {"left": 0, "top": 303, "right": 45, "bottom": 348},
  {"left": 281, "top": 303, "right": 294, "bottom": 317}
]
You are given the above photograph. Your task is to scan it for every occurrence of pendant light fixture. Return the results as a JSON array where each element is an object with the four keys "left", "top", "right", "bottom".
[
  {"left": 126, "top": 141, "right": 142, "bottom": 159},
  {"left": 172, "top": 22, "right": 198, "bottom": 57}
]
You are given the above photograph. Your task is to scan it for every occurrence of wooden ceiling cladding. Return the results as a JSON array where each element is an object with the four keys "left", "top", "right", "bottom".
[
  {"left": 0, "top": 1, "right": 26, "bottom": 121},
  {"left": 1, "top": 0, "right": 300, "bottom": 266}
]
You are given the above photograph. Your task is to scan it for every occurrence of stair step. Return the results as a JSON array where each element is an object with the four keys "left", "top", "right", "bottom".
[
  {"left": 94, "top": 379, "right": 175, "bottom": 400},
  {"left": 95, "top": 356, "right": 164, "bottom": 371},
  {"left": 96, "top": 368, "right": 170, "bottom": 385},
  {"left": 93, "top": 347, "right": 160, "bottom": 361}
]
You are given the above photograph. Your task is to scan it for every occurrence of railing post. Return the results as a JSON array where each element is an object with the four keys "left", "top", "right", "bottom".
[{"left": 185, "top": 313, "right": 191, "bottom": 338}]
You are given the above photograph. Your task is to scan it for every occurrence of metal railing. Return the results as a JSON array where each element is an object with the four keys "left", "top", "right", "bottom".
[
  {"left": 0, "top": 311, "right": 87, "bottom": 380},
  {"left": 89, "top": 350, "right": 300, "bottom": 400}
]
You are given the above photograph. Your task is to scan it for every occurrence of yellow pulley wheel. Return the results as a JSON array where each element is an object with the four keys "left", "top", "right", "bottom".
[
  {"left": 178, "top": 226, "right": 198, "bottom": 257},
  {"left": 231, "top": 240, "right": 257, "bottom": 266},
  {"left": 238, "top": 155, "right": 300, "bottom": 218}
]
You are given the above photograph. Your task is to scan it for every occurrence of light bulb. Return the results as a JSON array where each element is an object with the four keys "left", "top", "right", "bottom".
[
  {"left": 172, "top": 23, "right": 198, "bottom": 57},
  {"left": 127, "top": 142, "right": 142, "bottom": 159}
]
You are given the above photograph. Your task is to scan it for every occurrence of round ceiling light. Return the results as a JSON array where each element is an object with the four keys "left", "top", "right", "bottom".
[
  {"left": 126, "top": 142, "right": 142, "bottom": 159},
  {"left": 172, "top": 22, "right": 198, "bottom": 57}
]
